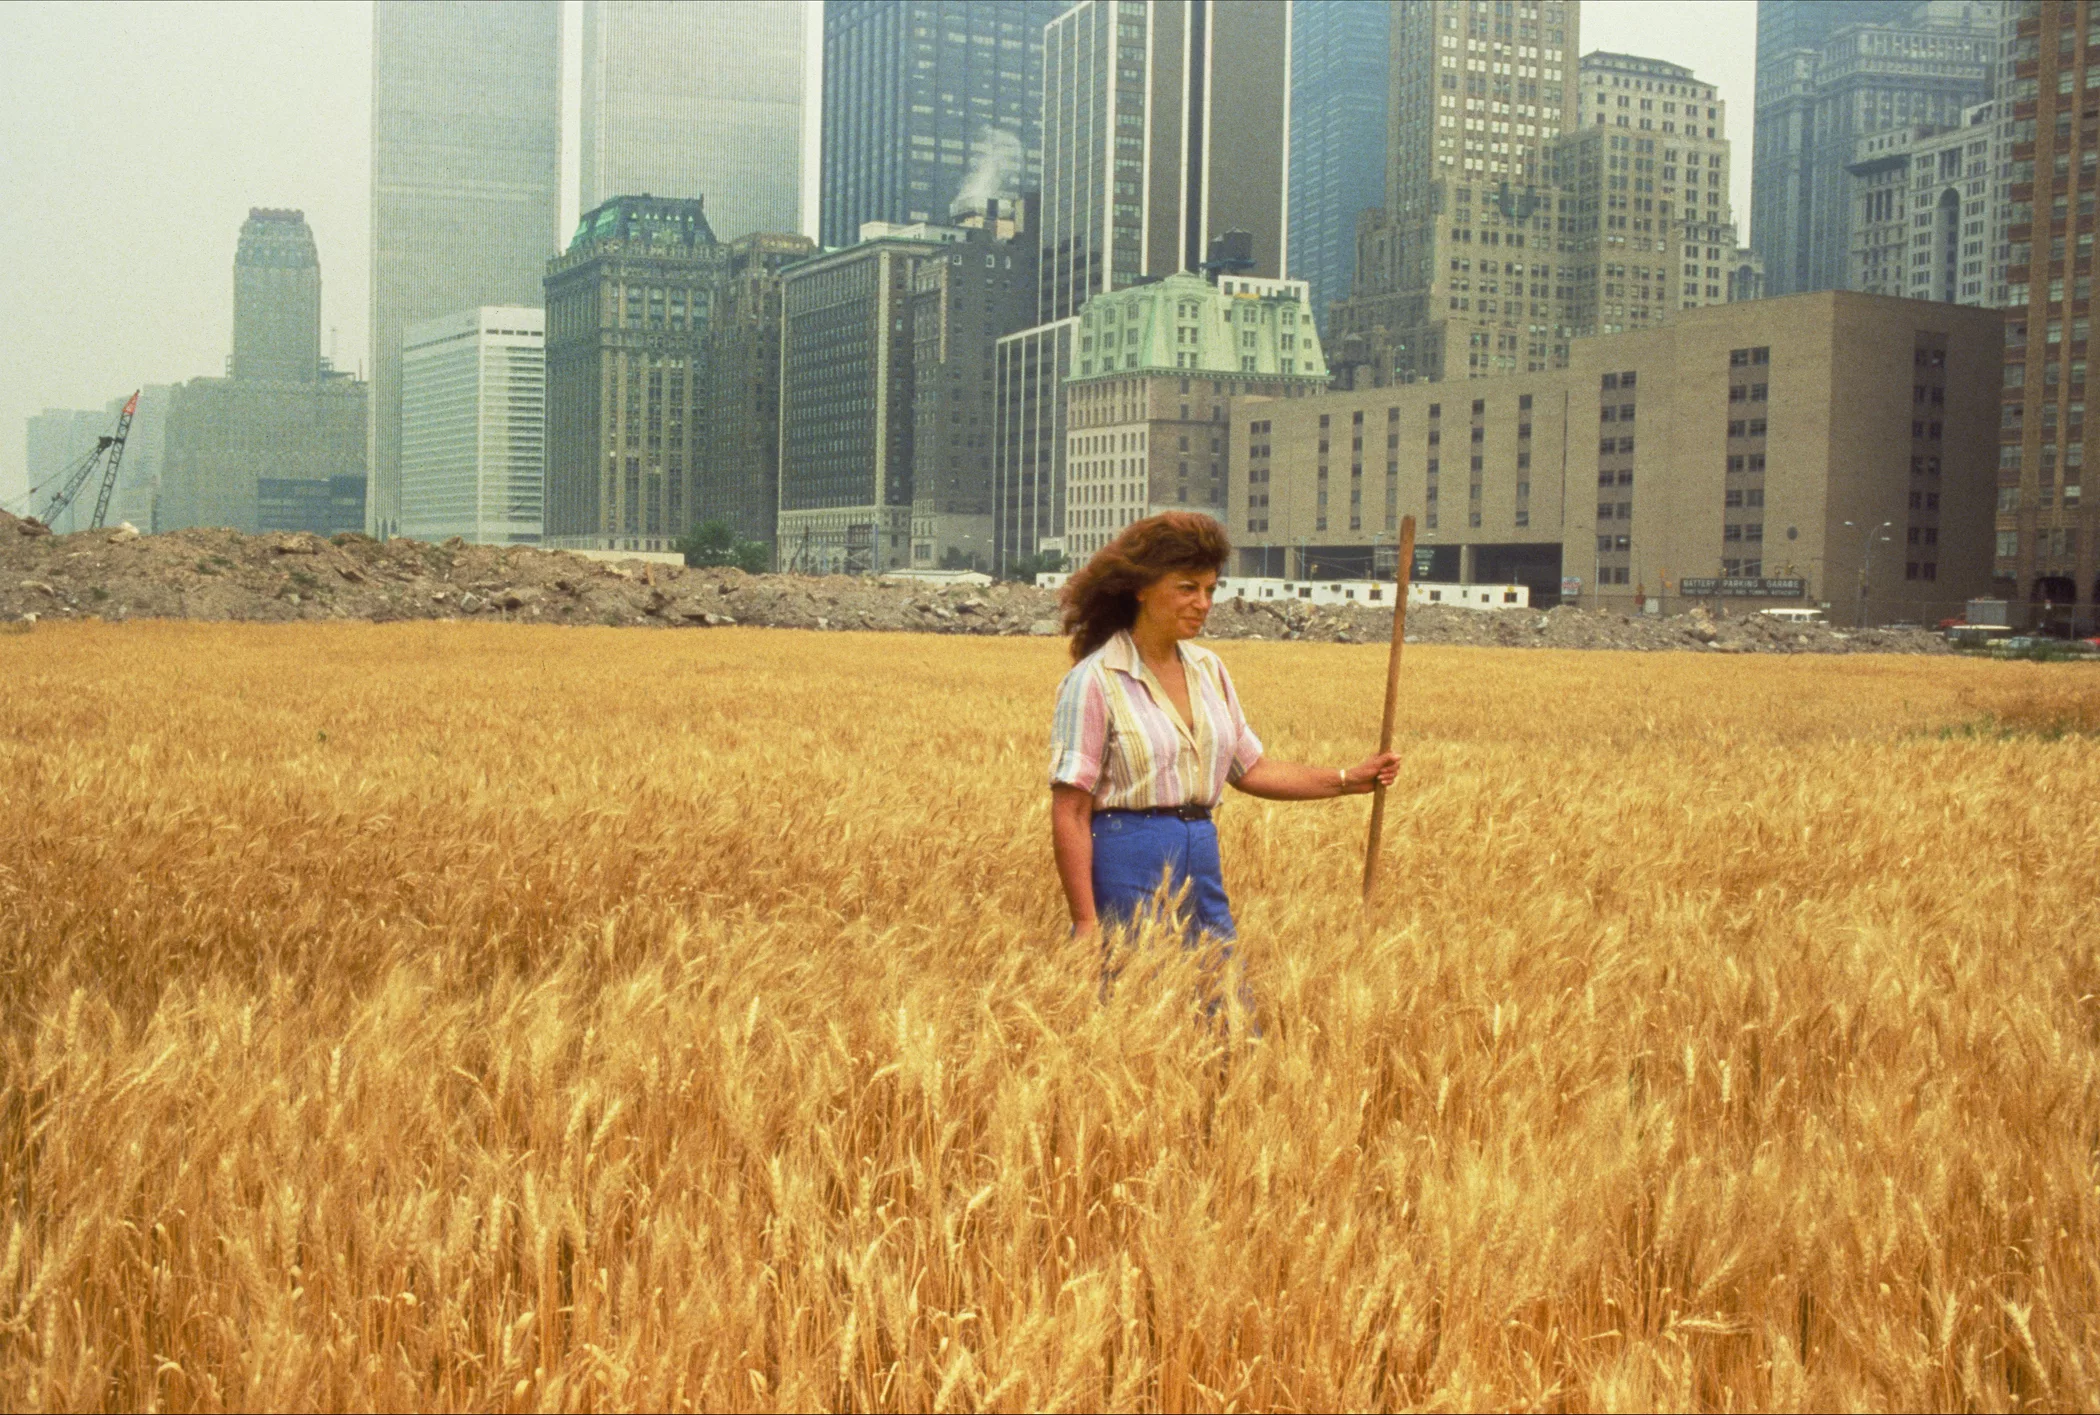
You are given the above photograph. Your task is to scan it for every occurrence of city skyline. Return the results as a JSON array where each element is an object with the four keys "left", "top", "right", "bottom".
[{"left": 0, "top": 0, "right": 1757, "bottom": 505}]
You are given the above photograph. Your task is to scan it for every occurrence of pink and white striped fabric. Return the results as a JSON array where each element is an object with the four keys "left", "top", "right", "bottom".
[{"left": 1049, "top": 630, "right": 1264, "bottom": 810}]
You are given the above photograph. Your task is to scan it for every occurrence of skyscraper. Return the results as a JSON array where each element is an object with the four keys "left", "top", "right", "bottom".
[
  {"left": 579, "top": 1, "right": 805, "bottom": 240},
  {"left": 1846, "top": 100, "right": 2009, "bottom": 305},
  {"left": 543, "top": 196, "right": 729, "bottom": 555},
  {"left": 1286, "top": 0, "right": 1391, "bottom": 333},
  {"left": 908, "top": 201, "right": 1040, "bottom": 570},
  {"left": 370, "top": 1, "right": 561, "bottom": 540},
  {"left": 399, "top": 307, "right": 546, "bottom": 547},
  {"left": 1553, "top": 51, "right": 1738, "bottom": 337},
  {"left": 821, "top": 0, "right": 1062, "bottom": 248},
  {"left": 163, "top": 211, "right": 367, "bottom": 538},
  {"left": 993, "top": 0, "right": 1293, "bottom": 570},
  {"left": 1327, "top": 0, "right": 1581, "bottom": 385},
  {"left": 699, "top": 231, "right": 819, "bottom": 551},
  {"left": 1036, "top": 0, "right": 1291, "bottom": 322},
  {"left": 776, "top": 225, "right": 965, "bottom": 575},
  {"left": 1751, "top": 0, "right": 1908, "bottom": 297},
  {"left": 1996, "top": 0, "right": 2097, "bottom": 634},
  {"left": 1749, "top": 0, "right": 1997, "bottom": 298},
  {"left": 232, "top": 209, "right": 322, "bottom": 382}
]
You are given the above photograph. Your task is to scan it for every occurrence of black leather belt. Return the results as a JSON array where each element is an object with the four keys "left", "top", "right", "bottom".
[{"left": 1099, "top": 804, "right": 1212, "bottom": 822}]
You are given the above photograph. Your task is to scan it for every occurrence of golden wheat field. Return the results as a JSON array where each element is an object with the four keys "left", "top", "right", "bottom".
[{"left": 1, "top": 620, "right": 2097, "bottom": 1412}]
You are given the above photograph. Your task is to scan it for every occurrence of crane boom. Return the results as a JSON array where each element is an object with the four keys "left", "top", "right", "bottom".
[
  {"left": 88, "top": 392, "right": 140, "bottom": 529},
  {"left": 36, "top": 392, "right": 137, "bottom": 530},
  {"left": 36, "top": 441, "right": 111, "bottom": 526}
]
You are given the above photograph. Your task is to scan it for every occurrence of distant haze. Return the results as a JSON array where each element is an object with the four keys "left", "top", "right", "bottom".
[{"left": 0, "top": 0, "right": 1755, "bottom": 503}]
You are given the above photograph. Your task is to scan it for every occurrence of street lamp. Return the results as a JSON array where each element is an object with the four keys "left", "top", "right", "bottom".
[{"left": 1843, "top": 519, "right": 1894, "bottom": 628}]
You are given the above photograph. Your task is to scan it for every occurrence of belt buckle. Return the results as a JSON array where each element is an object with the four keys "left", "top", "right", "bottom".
[{"left": 1175, "top": 803, "right": 1206, "bottom": 822}]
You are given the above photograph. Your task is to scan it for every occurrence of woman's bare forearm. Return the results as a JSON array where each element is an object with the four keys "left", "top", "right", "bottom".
[
  {"left": 1232, "top": 753, "right": 1402, "bottom": 801},
  {"left": 1049, "top": 785, "right": 1097, "bottom": 928}
]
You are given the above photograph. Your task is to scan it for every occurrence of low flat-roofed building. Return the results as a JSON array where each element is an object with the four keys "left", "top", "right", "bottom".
[{"left": 1230, "top": 289, "right": 2003, "bottom": 624}]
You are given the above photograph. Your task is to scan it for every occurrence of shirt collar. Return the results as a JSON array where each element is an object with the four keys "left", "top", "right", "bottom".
[
  {"left": 1103, "top": 628, "right": 1189, "bottom": 678},
  {"left": 1103, "top": 630, "right": 1207, "bottom": 749},
  {"left": 1101, "top": 629, "right": 1143, "bottom": 678}
]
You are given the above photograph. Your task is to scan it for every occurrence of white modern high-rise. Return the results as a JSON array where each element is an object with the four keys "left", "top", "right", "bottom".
[
  {"left": 370, "top": 2, "right": 561, "bottom": 540},
  {"left": 399, "top": 307, "right": 546, "bottom": 546},
  {"left": 579, "top": 1, "right": 806, "bottom": 240}
]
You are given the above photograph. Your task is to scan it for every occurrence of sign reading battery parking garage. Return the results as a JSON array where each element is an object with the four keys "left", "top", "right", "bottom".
[{"left": 1678, "top": 577, "right": 1808, "bottom": 598}]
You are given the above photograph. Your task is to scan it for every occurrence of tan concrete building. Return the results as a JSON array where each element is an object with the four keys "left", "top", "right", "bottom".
[
  {"left": 1229, "top": 290, "right": 2004, "bottom": 624},
  {"left": 1559, "top": 51, "right": 1739, "bottom": 336}
]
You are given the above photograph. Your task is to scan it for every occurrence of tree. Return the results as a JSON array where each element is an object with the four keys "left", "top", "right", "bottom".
[
  {"left": 938, "top": 545, "right": 984, "bottom": 572},
  {"left": 1003, "top": 549, "right": 1067, "bottom": 583},
  {"left": 679, "top": 520, "right": 771, "bottom": 573}
]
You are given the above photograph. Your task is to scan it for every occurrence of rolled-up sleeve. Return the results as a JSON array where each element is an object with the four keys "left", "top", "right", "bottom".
[
  {"left": 1048, "top": 664, "right": 1108, "bottom": 791},
  {"left": 1215, "top": 661, "right": 1264, "bottom": 782}
]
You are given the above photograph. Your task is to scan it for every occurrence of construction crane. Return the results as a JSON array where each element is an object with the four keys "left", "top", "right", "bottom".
[{"left": 28, "top": 392, "right": 138, "bottom": 531}]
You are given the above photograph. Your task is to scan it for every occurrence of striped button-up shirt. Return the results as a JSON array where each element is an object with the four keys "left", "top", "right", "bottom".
[{"left": 1049, "top": 631, "right": 1264, "bottom": 810}]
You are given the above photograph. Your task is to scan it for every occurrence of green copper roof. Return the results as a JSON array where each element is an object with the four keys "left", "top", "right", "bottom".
[{"left": 1070, "top": 272, "right": 1329, "bottom": 384}]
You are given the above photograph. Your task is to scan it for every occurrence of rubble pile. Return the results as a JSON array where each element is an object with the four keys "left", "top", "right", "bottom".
[{"left": 0, "top": 510, "right": 1949, "bottom": 655}]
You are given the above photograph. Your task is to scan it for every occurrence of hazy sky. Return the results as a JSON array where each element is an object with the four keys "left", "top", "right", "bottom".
[{"left": 0, "top": 0, "right": 1756, "bottom": 504}]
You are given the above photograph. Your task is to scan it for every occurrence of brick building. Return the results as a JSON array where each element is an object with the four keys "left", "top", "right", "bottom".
[{"left": 1998, "top": 0, "right": 2100, "bottom": 633}]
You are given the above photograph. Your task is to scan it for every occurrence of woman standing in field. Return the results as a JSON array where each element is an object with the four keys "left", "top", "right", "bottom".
[{"left": 1048, "top": 512, "right": 1400, "bottom": 954}]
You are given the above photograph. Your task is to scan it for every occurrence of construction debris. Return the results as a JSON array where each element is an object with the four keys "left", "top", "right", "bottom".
[{"left": 0, "top": 510, "right": 1951, "bottom": 655}]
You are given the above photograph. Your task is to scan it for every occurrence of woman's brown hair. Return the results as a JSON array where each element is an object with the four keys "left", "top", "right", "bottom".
[{"left": 1059, "top": 512, "right": 1231, "bottom": 661}]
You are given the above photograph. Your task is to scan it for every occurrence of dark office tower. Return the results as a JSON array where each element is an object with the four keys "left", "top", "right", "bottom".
[
  {"left": 699, "top": 230, "right": 819, "bottom": 550},
  {"left": 1287, "top": 0, "right": 1390, "bottom": 333},
  {"left": 231, "top": 209, "right": 322, "bottom": 382},
  {"left": 908, "top": 200, "right": 1040, "bottom": 570},
  {"left": 821, "top": 0, "right": 1063, "bottom": 247},
  {"left": 1037, "top": 0, "right": 1290, "bottom": 322},
  {"left": 1997, "top": 0, "right": 2098, "bottom": 634},
  {"left": 370, "top": 1, "right": 561, "bottom": 539},
  {"left": 543, "top": 197, "right": 729, "bottom": 555},
  {"left": 777, "top": 229, "right": 944, "bottom": 575},
  {"left": 1750, "top": 0, "right": 1997, "bottom": 298}
]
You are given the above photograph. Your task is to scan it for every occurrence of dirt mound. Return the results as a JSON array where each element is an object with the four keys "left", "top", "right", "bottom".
[{"left": 0, "top": 511, "right": 1948, "bottom": 655}]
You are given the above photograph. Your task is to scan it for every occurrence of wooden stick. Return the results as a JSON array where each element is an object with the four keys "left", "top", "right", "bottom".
[{"left": 1362, "top": 515, "right": 1417, "bottom": 902}]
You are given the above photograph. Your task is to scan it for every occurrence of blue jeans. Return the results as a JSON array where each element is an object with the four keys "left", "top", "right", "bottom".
[
  {"left": 1090, "top": 811, "right": 1252, "bottom": 1022},
  {"left": 1089, "top": 811, "right": 1237, "bottom": 941}
]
